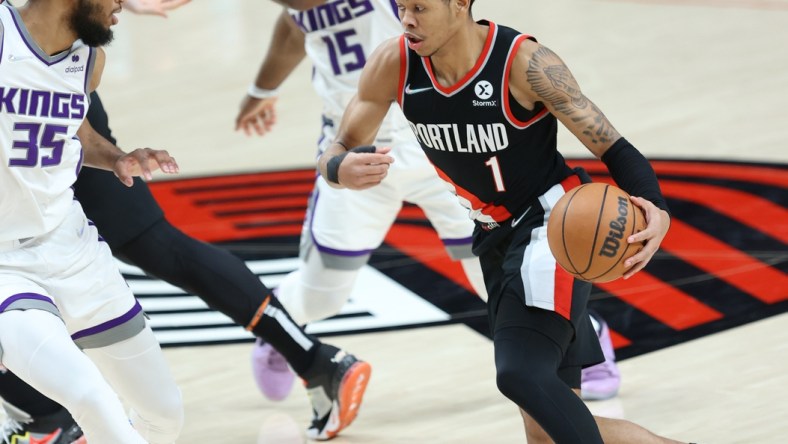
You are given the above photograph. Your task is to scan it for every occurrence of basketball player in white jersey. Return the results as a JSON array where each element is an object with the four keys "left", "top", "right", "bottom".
[
  {"left": 0, "top": 1, "right": 183, "bottom": 442},
  {"left": 236, "top": 0, "right": 489, "bottom": 401}
]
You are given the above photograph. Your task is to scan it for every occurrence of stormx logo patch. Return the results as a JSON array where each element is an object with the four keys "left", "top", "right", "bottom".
[{"left": 473, "top": 80, "right": 496, "bottom": 107}]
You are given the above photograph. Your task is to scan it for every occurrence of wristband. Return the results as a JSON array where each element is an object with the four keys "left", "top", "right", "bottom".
[
  {"left": 247, "top": 84, "right": 279, "bottom": 99},
  {"left": 325, "top": 145, "right": 378, "bottom": 184},
  {"left": 326, "top": 152, "right": 349, "bottom": 185}
]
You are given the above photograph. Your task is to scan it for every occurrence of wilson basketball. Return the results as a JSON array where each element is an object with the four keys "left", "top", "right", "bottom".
[{"left": 547, "top": 183, "right": 646, "bottom": 283}]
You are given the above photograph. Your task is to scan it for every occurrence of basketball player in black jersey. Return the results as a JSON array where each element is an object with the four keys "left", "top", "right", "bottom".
[{"left": 316, "top": 1, "right": 686, "bottom": 443}]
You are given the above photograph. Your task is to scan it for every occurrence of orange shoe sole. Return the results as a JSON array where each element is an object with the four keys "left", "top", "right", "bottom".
[{"left": 330, "top": 361, "right": 372, "bottom": 439}]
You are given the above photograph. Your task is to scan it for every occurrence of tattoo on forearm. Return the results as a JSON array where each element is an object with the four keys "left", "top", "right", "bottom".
[{"left": 526, "top": 46, "right": 618, "bottom": 144}]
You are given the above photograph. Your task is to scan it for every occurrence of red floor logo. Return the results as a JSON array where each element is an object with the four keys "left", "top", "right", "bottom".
[{"left": 146, "top": 159, "right": 788, "bottom": 358}]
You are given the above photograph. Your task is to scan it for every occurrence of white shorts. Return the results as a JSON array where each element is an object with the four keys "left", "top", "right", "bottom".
[
  {"left": 304, "top": 119, "right": 476, "bottom": 270},
  {"left": 0, "top": 201, "right": 145, "bottom": 353}
]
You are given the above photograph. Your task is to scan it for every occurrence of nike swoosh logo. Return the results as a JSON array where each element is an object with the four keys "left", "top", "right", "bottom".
[
  {"left": 404, "top": 84, "right": 432, "bottom": 95},
  {"left": 511, "top": 206, "right": 532, "bottom": 227}
]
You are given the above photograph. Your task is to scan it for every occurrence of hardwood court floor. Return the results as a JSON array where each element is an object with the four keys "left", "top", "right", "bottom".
[{"left": 17, "top": 0, "right": 786, "bottom": 442}]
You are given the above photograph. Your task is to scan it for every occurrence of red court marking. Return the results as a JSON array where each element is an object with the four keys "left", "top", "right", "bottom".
[
  {"left": 595, "top": 273, "right": 723, "bottom": 330},
  {"left": 660, "top": 182, "right": 788, "bottom": 244},
  {"left": 609, "top": 329, "right": 632, "bottom": 349},
  {"left": 586, "top": 176, "right": 788, "bottom": 244},
  {"left": 570, "top": 159, "right": 788, "bottom": 188},
  {"left": 660, "top": 220, "right": 788, "bottom": 304}
]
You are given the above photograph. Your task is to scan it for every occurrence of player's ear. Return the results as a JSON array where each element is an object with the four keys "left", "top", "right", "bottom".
[{"left": 454, "top": 0, "right": 471, "bottom": 12}]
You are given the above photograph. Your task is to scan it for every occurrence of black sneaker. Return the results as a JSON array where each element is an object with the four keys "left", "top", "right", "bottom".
[
  {"left": 302, "top": 345, "right": 371, "bottom": 440},
  {"left": 1, "top": 403, "right": 85, "bottom": 444}
]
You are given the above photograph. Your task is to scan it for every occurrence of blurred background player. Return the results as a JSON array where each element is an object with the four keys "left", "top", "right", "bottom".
[{"left": 236, "top": 0, "right": 488, "bottom": 401}]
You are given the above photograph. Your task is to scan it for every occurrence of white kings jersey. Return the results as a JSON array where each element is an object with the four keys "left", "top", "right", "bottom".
[
  {"left": 0, "top": 2, "right": 95, "bottom": 242},
  {"left": 289, "top": 0, "right": 407, "bottom": 139}
]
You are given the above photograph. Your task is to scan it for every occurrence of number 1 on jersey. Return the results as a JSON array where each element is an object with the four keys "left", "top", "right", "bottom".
[{"left": 485, "top": 156, "right": 506, "bottom": 192}]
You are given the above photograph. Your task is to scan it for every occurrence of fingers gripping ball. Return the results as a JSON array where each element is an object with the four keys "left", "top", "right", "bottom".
[{"left": 547, "top": 183, "right": 646, "bottom": 283}]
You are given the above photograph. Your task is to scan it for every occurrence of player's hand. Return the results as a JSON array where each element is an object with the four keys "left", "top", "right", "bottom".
[
  {"left": 235, "top": 96, "right": 278, "bottom": 137},
  {"left": 114, "top": 148, "right": 179, "bottom": 187},
  {"left": 123, "top": 0, "right": 191, "bottom": 17},
  {"left": 335, "top": 146, "right": 394, "bottom": 190},
  {"left": 622, "top": 196, "right": 670, "bottom": 279}
]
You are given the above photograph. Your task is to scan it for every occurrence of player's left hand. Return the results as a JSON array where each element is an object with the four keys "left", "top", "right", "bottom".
[
  {"left": 622, "top": 196, "right": 670, "bottom": 279},
  {"left": 123, "top": 0, "right": 191, "bottom": 17},
  {"left": 114, "top": 148, "right": 179, "bottom": 187}
]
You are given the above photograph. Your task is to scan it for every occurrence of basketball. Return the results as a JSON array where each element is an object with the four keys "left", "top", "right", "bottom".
[{"left": 547, "top": 183, "right": 646, "bottom": 283}]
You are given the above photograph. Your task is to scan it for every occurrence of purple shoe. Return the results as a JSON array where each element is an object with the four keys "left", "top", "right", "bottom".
[
  {"left": 581, "top": 319, "right": 621, "bottom": 401},
  {"left": 251, "top": 339, "right": 296, "bottom": 401}
]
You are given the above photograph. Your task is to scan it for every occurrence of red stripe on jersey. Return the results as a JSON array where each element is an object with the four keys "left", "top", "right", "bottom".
[
  {"left": 502, "top": 34, "right": 551, "bottom": 128},
  {"left": 553, "top": 266, "right": 574, "bottom": 320},
  {"left": 397, "top": 35, "right": 407, "bottom": 107},
  {"left": 424, "top": 22, "right": 497, "bottom": 95},
  {"left": 432, "top": 164, "right": 512, "bottom": 221}
]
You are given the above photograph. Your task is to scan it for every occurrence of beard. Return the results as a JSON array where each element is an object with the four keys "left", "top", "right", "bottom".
[{"left": 69, "top": 0, "right": 114, "bottom": 47}]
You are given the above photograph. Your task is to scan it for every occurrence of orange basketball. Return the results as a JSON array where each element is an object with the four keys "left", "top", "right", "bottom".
[{"left": 547, "top": 183, "right": 646, "bottom": 283}]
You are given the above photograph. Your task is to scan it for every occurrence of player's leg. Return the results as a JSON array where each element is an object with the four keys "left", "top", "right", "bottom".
[
  {"left": 0, "top": 370, "right": 85, "bottom": 444},
  {"left": 51, "top": 203, "right": 183, "bottom": 443},
  {"left": 390, "top": 136, "right": 488, "bottom": 300},
  {"left": 491, "top": 289, "right": 604, "bottom": 443},
  {"left": 0, "top": 234, "right": 146, "bottom": 443},
  {"left": 275, "top": 177, "right": 402, "bottom": 324},
  {"left": 405, "top": 178, "right": 487, "bottom": 300},
  {"left": 0, "top": 310, "right": 146, "bottom": 444}
]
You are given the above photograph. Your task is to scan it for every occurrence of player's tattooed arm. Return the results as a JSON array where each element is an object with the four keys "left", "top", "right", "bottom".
[{"left": 524, "top": 44, "right": 621, "bottom": 155}]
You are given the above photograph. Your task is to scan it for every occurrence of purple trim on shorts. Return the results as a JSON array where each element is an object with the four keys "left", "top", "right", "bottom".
[
  {"left": 308, "top": 189, "right": 374, "bottom": 257},
  {"left": 442, "top": 236, "right": 473, "bottom": 246},
  {"left": 0, "top": 293, "right": 55, "bottom": 313},
  {"left": 71, "top": 300, "right": 142, "bottom": 340}
]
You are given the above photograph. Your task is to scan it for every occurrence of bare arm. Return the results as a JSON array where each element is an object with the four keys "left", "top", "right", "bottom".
[
  {"left": 316, "top": 37, "right": 400, "bottom": 189},
  {"left": 509, "top": 41, "right": 620, "bottom": 157},
  {"left": 511, "top": 41, "right": 669, "bottom": 278},
  {"left": 235, "top": 9, "right": 307, "bottom": 135}
]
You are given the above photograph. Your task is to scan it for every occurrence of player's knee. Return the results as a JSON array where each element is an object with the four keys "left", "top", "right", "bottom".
[
  {"left": 131, "top": 389, "right": 184, "bottom": 443},
  {"left": 496, "top": 363, "right": 552, "bottom": 409}
]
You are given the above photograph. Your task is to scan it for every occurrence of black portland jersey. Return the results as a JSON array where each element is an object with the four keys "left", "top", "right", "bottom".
[{"left": 397, "top": 21, "right": 573, "bottom": 225}]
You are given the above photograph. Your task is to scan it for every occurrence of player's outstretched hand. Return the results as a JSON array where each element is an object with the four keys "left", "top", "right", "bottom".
[
  {"left": 114, "top": 148, "right": 179, "bottom": 187},
  {"left": 622, "top": 196, "right": 670, "bottom": 279},
  {"left": 336, "top": 145, "right": 394, "bottom": 190},
  {"left": 235, "top": 96, "right": 278, "bottom": 137},
  {"left": 123, "top": 0, "right": 191, "bottom": 18}
]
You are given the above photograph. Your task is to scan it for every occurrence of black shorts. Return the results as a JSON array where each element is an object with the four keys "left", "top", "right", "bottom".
[
  {"left": 479, "top": 169, "right": 604, "bottom": 385},
  {"left": 73, "top": 93, "right": 164, "bottom": 249}
]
